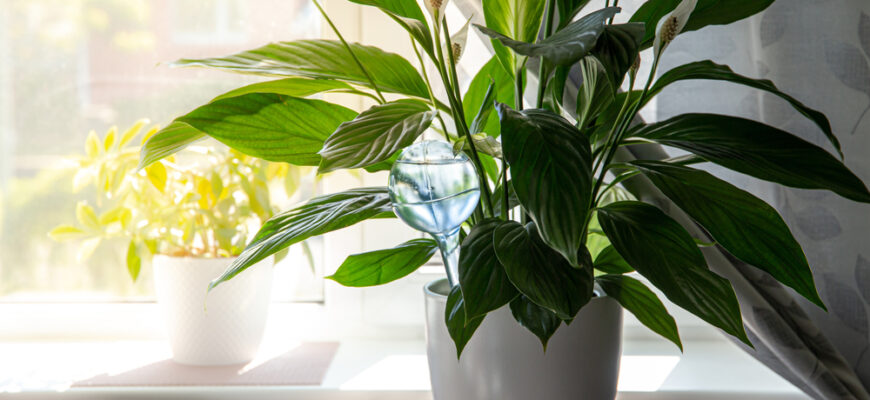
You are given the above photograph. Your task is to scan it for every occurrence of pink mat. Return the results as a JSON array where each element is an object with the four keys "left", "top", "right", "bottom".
[{"left": 74, "top": 342, "right": 339, "bottom": 387}]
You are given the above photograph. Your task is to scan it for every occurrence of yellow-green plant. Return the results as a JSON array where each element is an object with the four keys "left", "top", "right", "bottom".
[{"left": 50, "top": 120, "right": 304, "bottom": 280}]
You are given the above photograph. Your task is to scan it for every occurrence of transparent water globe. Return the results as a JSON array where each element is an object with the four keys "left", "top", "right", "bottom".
[{"left": 388, "top": 141, "right": 480, "bottom": 286}]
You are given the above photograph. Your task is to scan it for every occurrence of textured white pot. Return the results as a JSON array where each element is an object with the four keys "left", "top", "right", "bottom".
[
  {"left": 425, "top": 279, "right": 623, "bottom": 400},
  {"left": 153, "top": 255, "right": 273, "bottom": 366}
]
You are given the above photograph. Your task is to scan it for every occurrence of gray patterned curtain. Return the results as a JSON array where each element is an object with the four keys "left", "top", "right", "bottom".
[
  {"left": 621, "top": 0, "right": 870, "bottom": 398},
  {"left": 451, "top": 0, "right": 870, "bottom": 398}
]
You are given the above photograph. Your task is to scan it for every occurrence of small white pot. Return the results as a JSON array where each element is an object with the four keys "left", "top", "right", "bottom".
[
  {"left": 153, "top": 255, "right": 273, "bottom": 366},
  {"left": 425, "top": 279, "right": 623, "bottom": 400}
]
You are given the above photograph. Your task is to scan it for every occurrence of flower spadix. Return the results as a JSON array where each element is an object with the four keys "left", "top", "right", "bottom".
[
  {"left": 449, "top": 17, "right": 472, "bottom": 62},
  {"left": 425, "top": 0, "right": 448, "bottom": 24},
  {"left": 653, "top": 0, "right": 697, "bottom": 55}
]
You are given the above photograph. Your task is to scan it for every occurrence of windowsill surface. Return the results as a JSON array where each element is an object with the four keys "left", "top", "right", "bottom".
[{"left": 0, "top": 304, "right": 808, "bottom": 400}]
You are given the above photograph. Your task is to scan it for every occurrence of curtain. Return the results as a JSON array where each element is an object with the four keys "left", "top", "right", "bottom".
[{"left": 453, "top": 0, "right": 870, "bottom": 398}]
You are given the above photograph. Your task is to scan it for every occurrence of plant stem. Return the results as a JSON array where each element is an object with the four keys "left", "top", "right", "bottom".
[
  {"left": 313, "top": 0, "right": 387, "bottom": 104},
  {"left": 433, "top": 18, "right": 494, "bottom": 217},
  {"left": 411, "top": 37, "right": 451, "bottom": 140}
]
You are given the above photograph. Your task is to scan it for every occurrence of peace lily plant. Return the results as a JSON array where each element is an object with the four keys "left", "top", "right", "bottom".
[{"left": 139, "top": 0, "right": 870, "bottom": 355}]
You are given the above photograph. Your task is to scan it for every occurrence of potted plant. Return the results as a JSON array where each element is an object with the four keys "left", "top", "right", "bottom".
[
  {"left": 51, "top": 120, "right": 307, "bottom": 366},
  {"left": 137, "top": 0, "right": 870, "bottom": 397}
]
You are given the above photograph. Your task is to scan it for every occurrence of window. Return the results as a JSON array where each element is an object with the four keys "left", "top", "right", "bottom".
[{"left": 0, "top": 0, "right": 321, "bottom": 302}]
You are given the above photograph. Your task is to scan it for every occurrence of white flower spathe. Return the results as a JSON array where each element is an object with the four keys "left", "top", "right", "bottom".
[{"left": 653, "top": 0, "right": 698, "bottom": 55}]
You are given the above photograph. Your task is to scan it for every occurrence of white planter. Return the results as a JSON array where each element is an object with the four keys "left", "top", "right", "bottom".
[
  {"left": 153, "top": 255, "right": 273, "bottom": 366},
  {"left": 424, "top": 279, "right": 623, "bottom": 400}
]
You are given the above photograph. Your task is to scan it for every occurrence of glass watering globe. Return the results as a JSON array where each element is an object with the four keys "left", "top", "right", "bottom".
[{"left": 388, "top": 140, "right": 480, "bottom": 287}]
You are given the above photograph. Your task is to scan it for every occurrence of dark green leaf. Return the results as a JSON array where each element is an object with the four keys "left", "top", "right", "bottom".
[
  {"left": 138, "top": 122, "right": 206, "bottom": 169},
  {"left": 554, "top": 0, "right": 593, "bottom": 30},
  {"left": 509, "top": 295, "right": 562, "bottom": 349},
  {"left": 475, "top": 7, "right": 619, "bottom": 66},
  {"left": 597, "top": 274, "right": 682, "bottom": 350},
  {"left": 590, "top": 23, "right": 645, "bottom": 89},
  {"left": 576, "top": 57, "right": 615, "bottom": 129},
  {"left": 209, "top": 188, "right": 394, "bottom": 291},
  {"left": 481, "top": 0, "right": 546, "bottom": 73},
  {"left": 648, "top": 60, "right": 840, "bottom": 157},
  {"left": 318, "top": 99, "right": 435, "bottom": 173},
  {"left": 493, "top": 221, "right": 594, "bottom": 320},
  {"left": 631, "top": 160, "right": 825, "bottom": 308},
  {"left": 497, "top": 104, "right": 592, "bottom": 266},
  {"left": 492, "top": 179, "right": 520, "bottom": 218},
  {"left": 597, "top": 201, "right": 749, "bottom": 345},
  {"left": 593, "top": 245, "right": 634, "bottom": 274},
  {"left": 446, "top": 285, "right": 485, "bottom": 358},
  {"left": 463, "top": 57, "right": 516, "bottom": 137},
  {"left": 327, "top": 239, "right": 437, "bottom": 287},
  {"left": 458, "top": 219, "right": 519, "bottom": 320},
  {"left": 630, "top": 113, "right": 870, "bottom": 203},
  {"left": 630, "top": 0, "right": 774, "bottom": 49},
  {"left": 211, "top": 78, "right": 356, "bottom": 102},
  {"left": 171, "top": 40, "right": 429, "bottom": 98},
  {"left": 176, "top": 93, "right": 356, "bottom": 165}
]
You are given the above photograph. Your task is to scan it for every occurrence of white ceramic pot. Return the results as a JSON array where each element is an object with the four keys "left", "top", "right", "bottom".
[
  {"left": 424, "top": 279, "right": 623, "bottom": 400},
  {"left": 153, "top": 255, "right": 273, "bottom": 366}
]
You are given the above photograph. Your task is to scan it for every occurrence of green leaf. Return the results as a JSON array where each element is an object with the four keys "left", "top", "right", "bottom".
[
  {"left": 590, "top": 23, "right": 645, "bottom": 89},
  {"left": 126, "top": 241, "right": 142, "bottom": 282},
  {"left": 85, "top": 130, "right": 100, "bottom": 159},
  {"left": 576, "top": 57, "right": 614, "bottom": 129},
  {"left": 476, "top": 7, "right": 619, "bottom": 66},
  {"left": 597, "top": 201, "right": 749, "bottom": 345},
  {"left": 631, "top": 160, "right": 825, "bottom": 308},
  {"left": 509, "top": 295, "right": 562, "bottom": 349},
  {"left": 453, "top": 135, "right": 503, "bottom": 159},
  {"left": 76, "top": 202, "right": 100, "bottom": 230},
  {"left": 497, "top": 104, "right": 592, "bottom": 266},
  {"left": 318, "top": 99, "right": 435, "bottom": 173},
  {"left": 481, "top": 0, "right": 547, "bottom": 73},
  {"left": 176, "top": 93, "right": 357, "bottom": 166},
  {"left": 445, "top": 285, "right": 485, "bottom": 358},
  {"left": 347, "top": 0, "right": 428, "bottom": 26},
  {"left": 327, "top": 239, "right": 437, "bottom": 287},
  {"left": 209, "top": 188, "right": 394, "bottom": 291},
  {"left": 211, "top": 78, "right": 356, "bottom": 102},
  {"left": 554, "top": 0, "right": 593, "bottom": 30},
  {"left": 463, "top": 57, "right": 515, "bottom": 137},
  {"left": 48, "top": 225, "right": 87, "bottom": 241},
  {"left": 630, "top": 113, "right": 870, "bottom": 203},
  {"left": 469, "top": 81, "right": 497, "bottom": 135},
  {"left": 171, "top": 40, "right": 429, "bottom": 98},
  {"left": 138, "top": 122, "right": 206, "bottom": 169},
  {"left": 458, "top": 219, "right": 519, "bottom": 320},
  {"left": 647, "top": 60, "right": 840, "bottom": 158},
  {"left": 593, "top": 245, "right": 634, "bottom": 274},
  {"left": 493, "top": 221, "right": 594, "bottom": 320},
  {"left": 379, "top": 10, "right": 435, "bottom": 58},
  {"left": 630, "top": 0, "right": 774, "bottom": 49},
  {"left": 145, "top": 162, "right": 167, "bottom": 193},
  {"left": 597, "top": 274, "right": 682, "bottom": 350}
]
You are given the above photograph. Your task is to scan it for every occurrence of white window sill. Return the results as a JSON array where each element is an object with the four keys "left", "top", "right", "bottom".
[{"left": 0, "top": 303, "right": 806, "bottom": 399}]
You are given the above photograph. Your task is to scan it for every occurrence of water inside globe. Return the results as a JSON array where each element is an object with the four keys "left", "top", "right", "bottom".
[{"left": 388, "top": 141, "right": 481, "bottom": 236}]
